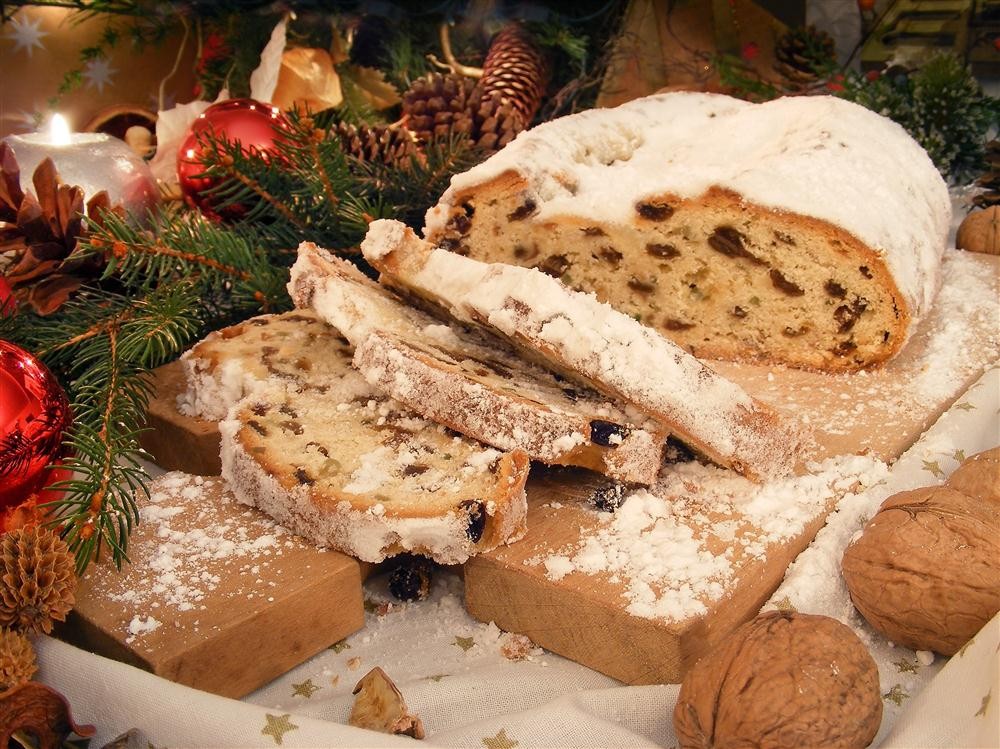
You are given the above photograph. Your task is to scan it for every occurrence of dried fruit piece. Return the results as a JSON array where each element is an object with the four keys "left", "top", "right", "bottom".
[
  {"left": 591, "top": 481, "right": 628, "bottom": 512},
  {"left": 673, "top": 611, "right": 881, "bottom": 749},
  {"left": 0, "top": 681, "right": 95, "bottom": 747},
  {"left": 349, "top": 667, "right": 425, "bottom": 739},
  {"left": 842, "top": 484, "right": 1000, "bottom": 654},
  {"left": 388, "top": 556, "right": 434, "bottom": 602}
]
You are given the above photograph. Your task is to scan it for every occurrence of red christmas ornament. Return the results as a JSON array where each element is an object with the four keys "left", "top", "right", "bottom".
[
  {"left": 177, "top": 98, "right": 289, "bottom": 220},
  {"left": 0, "top": 341, "right": 71, "bottom": 522},
  {"left": 857, "top": 0, "right": 876, "bottom": 10}
]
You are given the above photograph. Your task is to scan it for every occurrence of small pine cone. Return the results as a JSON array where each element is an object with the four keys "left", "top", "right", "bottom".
[
  {"left": 402, "top": 73, "right": 475, "bottom": 144},
  {"left": 479, "top": 22, "right": 551, "bottom": 126},
  {"left": 387, "top": 556, "right": 434, "bottom": 602},
  {"left": 0, "top": 627, "right": 36, "bottom": 689},
  {"left": 335, "top": 123, "right": 418, "bottom": 167},
  {"left": 470, "top": 91, "right": 523, "bottom": 153},
  {"left": 0, "top": 526, "right": 77, "bottom": 635},
  {"left": 774, "top": 25, "right": 836, "bottom": 86}
]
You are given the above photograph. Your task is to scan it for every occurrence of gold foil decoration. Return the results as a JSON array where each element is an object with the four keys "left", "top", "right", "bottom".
[{"left": 271, "top": 47, "right": 343, "bottom": 113}]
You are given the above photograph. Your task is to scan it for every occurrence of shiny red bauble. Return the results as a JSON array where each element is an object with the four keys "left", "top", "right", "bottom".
[
  {"left": 0, "top": 340, "right": 71, "bottom": 516},
  {"left": 177, "top": 98, "right": 289, "bottom": 220}
]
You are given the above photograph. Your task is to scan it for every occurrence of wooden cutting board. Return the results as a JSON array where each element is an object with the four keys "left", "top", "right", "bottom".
[
  {"left": 59, "top": 474, "right": 365, "bottom": 699},
  {"left": 464, "top": 252, "right": 1000, "bottom": 685}
]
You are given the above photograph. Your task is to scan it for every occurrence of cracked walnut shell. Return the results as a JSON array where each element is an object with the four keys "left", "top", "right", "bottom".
[
  {"left": 673, "top": 611, "right": 881, "bottom": 749},
  {"left": 842, "top": 484, "right": 1000, "bottom": 655},
  {"left": 349, "top": 667, "right": 424, "bottom": 739}
]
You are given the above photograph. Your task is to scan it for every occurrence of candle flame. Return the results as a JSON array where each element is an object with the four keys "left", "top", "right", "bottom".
[{"left": 49, "top": 114, "right": 72, "bottom": 145}]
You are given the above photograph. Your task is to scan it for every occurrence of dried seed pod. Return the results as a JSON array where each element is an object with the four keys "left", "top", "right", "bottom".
[
  {"left": 842, "top": 484, "right": 1000, "bottom": 654},
  {"left": 349, "top": 666, "right": 425, "bottom": 739},
  {"left": 674, "top": 611, "right": 881, "bottom": 749}
]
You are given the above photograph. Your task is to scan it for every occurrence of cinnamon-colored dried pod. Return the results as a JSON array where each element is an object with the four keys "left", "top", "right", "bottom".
[
  {"left": 673, "top": 611, "right": 881, "bottom": 749},
  {"left": 842, "top": 484, "right": 1000, "bottom": 654},
  {"left": 0, "top": 681, "right": 95, "bottom": 749},
  {"left": 947, "top": 446, "right": 1000, "bottom": 504}
]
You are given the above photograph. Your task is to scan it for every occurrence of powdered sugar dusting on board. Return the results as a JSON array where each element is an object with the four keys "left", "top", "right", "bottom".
[
  {"left": 525, "top": 455, "right": 888, "bottom": 622},
  {"left": 85, "top": 472, "right": 302, "bottom": 644},
  {"left": 425, "top": 92, "right": 949, "bottom": 323}
]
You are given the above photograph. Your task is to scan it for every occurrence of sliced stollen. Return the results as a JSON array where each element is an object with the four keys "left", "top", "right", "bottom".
[
  {"left": 361, "top": 219, "right": 810, "bottom": 482},
  {"left": 423, "top": 92, "right": 950, "bottom": 371},
  {"left": 219, "top": 380, "right": 529, "bottom": 565},
  {"left": 176, "top": 310, "right": 354, "bottom": 420},
  {"left": 289, "top": 242, "right": 669, "bottom": 484}
]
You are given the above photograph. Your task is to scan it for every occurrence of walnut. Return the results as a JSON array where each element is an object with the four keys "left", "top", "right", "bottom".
[
  {"left": 842, "top": 484, "right": 1000, "bottom": 655},
  {"left": 673, "top": 611, "right": 881, "bottom": 749},
  {"left": 349, "top": 667, "right": 425, "bottom": 739},
  {"left": 956, "top": 206, "right": 1000, "bottom": 255},
  {"left": 946, "top": 446, "right": 999, "bottom": 504}
]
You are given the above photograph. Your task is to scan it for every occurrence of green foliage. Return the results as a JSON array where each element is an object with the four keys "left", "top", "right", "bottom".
[{"left": 840, "top": 54, "right": 998, "bottom": 183}]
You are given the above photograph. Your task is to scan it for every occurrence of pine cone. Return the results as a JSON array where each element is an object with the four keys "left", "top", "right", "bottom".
[
  {"left": 402, "top": 73, "right": 475, "bottom": 144},
  {"left": 336, "top": 122, "right": 419, "bottom": 167},
  {"left": 973, "top": 139, "right": 1000, "bottom": 209},
  {"left": 0, "top": 627, "right": 36, "bottom": 690},
  {"left": 774, "top": 25, "right": 836, "bottom": 86},
  {"left": 478, "top": 23, "right": 550, "bottom": 128},
  {"left": 0, "top": 144, "right": 109, "bottom": 315},
  {"left": 470, "top": 91, "right": 523, "bottom": 152},
  {"left": 0, "top": 526, "right": 77, "bottom": 635}
]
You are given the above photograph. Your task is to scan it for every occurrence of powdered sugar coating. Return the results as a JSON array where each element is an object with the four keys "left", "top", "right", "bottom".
[
  {"left": 425, "top": 92, "right": 950, "bottom": 325},
  {"left": 289, "top": 241, "right": 670, "bottom": 483},
  {"left": 363, "top": 220, "right": 810, "bottom": 481}
]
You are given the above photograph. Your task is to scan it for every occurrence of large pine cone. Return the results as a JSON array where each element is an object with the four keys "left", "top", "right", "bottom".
[
  {"left": 469, "top": 91, "right": 523, "bottom": 152},
  {"left": 0, "top": 144, "right": 109, "bottom": 315},
  {"left": 478, "top": 22, "right": 550, "bottom": 127},
  {"left": 774, "top": 25, "right": 836, "bottom": 86},
  {"left": 0, "top": 526, "right": 76, "bottom": 635},
  {"left": 402, "top": 73, "right": 475, "bottom": 144},
  {"left": 335, "top": 122, "right": 419, "bottom": 167}
]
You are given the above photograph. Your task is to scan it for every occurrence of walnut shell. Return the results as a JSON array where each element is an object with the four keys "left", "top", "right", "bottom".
[
  {"left": 842, "top": 485, "right": 1000, "bottom": 655},
  {"left": 946, "top": 447, "right": 999, "bottom": 504},
  {"left": 673, "top": 611, "right": 881, "bottom": 749},
  {"left": 956, "top": 206, "right": 1000, "bottom": 255}
]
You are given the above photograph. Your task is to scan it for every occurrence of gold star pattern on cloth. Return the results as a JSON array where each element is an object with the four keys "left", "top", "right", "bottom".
[
  {"left": 921, "top": 459, "right": 944, "bottom": 478},
  {"left": 425, "top": 674, "right": 449, "bottom": 682},
  {"left": 330, "top": 640, "right": 351, "bottom": 653},
  {"left": 976, "top": 690, "right": 991, "bottom": 717},
  {"left": 953, "top": 401, "right": 976, "bottom": 411},
  {"left": 262, "top": 713, "right": 298, "bottom": 745},
  {"left": 454, "top": 636, "right": 475, "bottom": 652},
  {"left": 482, "top": 728, "right": 519, "bottom": 749},
  {"left": 893, "top": 658, "right": 919, "bottom": 674},
  {"left": 292, "top": 678, "right": 321, "bottom": 698},
  {"left": 883, "top": 684, "right": 909, "bottom": 706},
  {"left": 953, "top": 448, "right": 967, "bottom": 463},
  {"left": 771, "top": 596, "right": 796, "bottom": 612}
]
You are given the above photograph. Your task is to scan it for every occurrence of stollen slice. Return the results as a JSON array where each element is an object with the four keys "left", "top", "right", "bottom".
[
  {"left": 289, "top": 242, "right": 669, "bottom": 484},
  {"left": 219, "top": 379, "right": 529, "bottom": 565},
  {"left": 360, "top": 219, "right": 810, "bottom": 482}
]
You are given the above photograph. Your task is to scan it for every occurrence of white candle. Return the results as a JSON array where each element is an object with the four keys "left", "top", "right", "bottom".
[{"left": 2, "top": 114, "right": 159, "bottom": 217}]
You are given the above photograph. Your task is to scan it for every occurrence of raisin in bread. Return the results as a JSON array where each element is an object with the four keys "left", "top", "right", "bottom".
[
  {"left": 177, "top": 310, "right": 354, "bottom": 420},
  {"left": 220, "top": 381, "right": 529, "bottom": 564},
  {"left": 424, "top": 92, "right": 951, "bottom": 371},
  {"left": 362, "top": 219, "right": 809, "bottom": 482},
  {"left": 288, "top": 242, "right": 668, "bottom": 484}
]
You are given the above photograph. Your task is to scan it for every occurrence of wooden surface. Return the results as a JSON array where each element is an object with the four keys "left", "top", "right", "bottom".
[
  {"left": 140, "top": 361, "right": 221, "bottom": 476},
  {"left": 465, "top": 253, "right": 1000, "bottom": 685},
  {"left": 59, "top": 476, "right": 366, "bottom": 699}
]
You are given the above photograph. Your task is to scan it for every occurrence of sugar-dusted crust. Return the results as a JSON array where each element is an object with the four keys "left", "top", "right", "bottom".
[
  {"left": 176, "top": 311, "right": 355, "bottom": 420},
  {"left": 289, "top": 242, "right": 670, "bottom": 484},
  {"left": 424, "top": 92, "right": 950, "bottom": 371},
  {"left": 363, "top": 220, "right": 811, "bottom": 482},
  {"left": 219, "top": 381, "right": 529, "bottom": 564}
]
